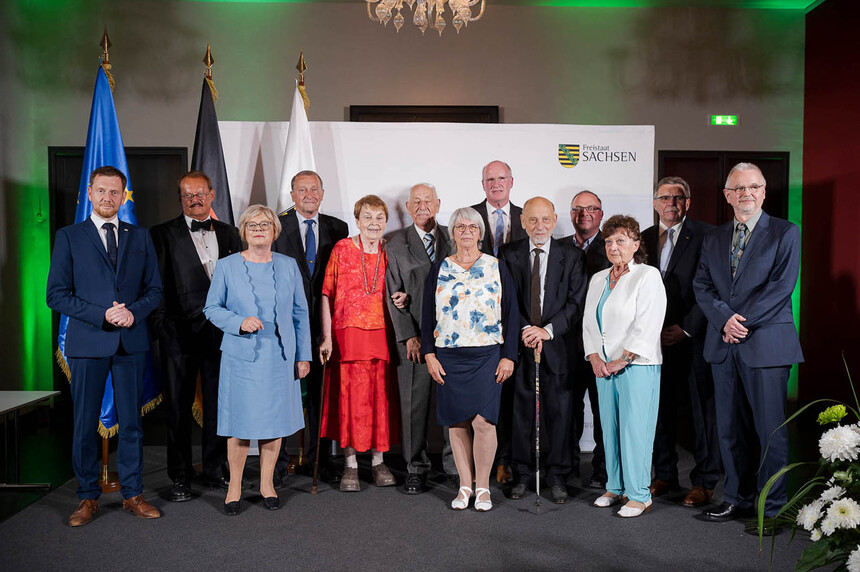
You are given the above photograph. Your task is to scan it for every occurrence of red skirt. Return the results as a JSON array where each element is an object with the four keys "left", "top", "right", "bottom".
[{"left": 320, "top": 328, "right": 400, "bottom": 452}]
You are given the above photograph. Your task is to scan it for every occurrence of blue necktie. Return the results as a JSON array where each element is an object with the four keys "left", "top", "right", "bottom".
[
  {"left": 660, "top": 227, "right": 674, "bottom": 277},
  {"left": 305, "top": 219, "right": 316, "bottom": 274},
  {"left": 424, "top": 233, "right": 435, "bottom": 263},
  {"left": 102, "top": 222, "right": 117, "bottom": 269},
  {"left": 493, "top": 208, "right": 504, "bottom": 256}
]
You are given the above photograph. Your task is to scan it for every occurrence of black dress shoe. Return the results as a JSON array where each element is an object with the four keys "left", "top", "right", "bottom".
[
  {"left": 565, "top": 473, "right": 580, "bottom": 488},
  {"left": 403, "top": 474, "right": 425, "bottom": 495},
  {"left": 273, "top": 472, "right": 289, "bottom": 489},
  {"left": 585, "top": 478, "right": 606, "bottom": 490},
  {"left": 201, "top": 474, "right": 230, "bottom": 491},
  {"left": 170, "top": 482, "right": 192, "bottom": 502},
  {"left": 510, "top": 483, "right": 527, "bottom": 500},
  {"left": 698, "top": 502, "right": 753, "bottom": 522},
  {"left": 318, "top": 465, "right": 342, "bottom": 484},
  {"left": 551, "top": 484, "right": 569, "bottom": 504},
  {"left": 262, "top": 496, "right": 280, "bottom": 511},
  {"left": 224, "top": 501, "right": 240, "bottom": 516}
]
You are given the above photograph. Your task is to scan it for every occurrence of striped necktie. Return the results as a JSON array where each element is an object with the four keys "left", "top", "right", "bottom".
[
  {"left": 493, "top": 208, "right": 504, "bottom": 256},
  {"left": 424, "top": 232, "right": 435, "bottom": 263}
]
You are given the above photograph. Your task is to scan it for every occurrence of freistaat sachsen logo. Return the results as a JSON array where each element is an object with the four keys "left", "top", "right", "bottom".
[{"left": 558, "top": 144, "right": 579, "bottom": 168}]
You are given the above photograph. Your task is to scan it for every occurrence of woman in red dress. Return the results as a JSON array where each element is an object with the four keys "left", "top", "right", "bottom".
[{"left": 319, "top": 195, "right": 399, "bottom": 492}]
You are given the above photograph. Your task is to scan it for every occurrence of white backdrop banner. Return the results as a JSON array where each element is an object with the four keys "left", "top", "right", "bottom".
[{"left": 220, "top": 121, "right": 655, "bottom": 454}]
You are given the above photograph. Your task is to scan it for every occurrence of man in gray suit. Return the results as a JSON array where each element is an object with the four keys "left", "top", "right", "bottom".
[{"left": 386, "top": 183, "right": 455, "bottom": 494}]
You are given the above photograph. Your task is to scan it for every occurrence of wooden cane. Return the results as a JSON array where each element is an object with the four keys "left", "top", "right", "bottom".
[{"left": 310, "top": 349, "right": 329, "bottom": 495}]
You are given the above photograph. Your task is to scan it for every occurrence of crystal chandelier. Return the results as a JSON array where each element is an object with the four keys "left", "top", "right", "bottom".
[{"left": 366, "top": 0, "right": 486, "bottom": 36}]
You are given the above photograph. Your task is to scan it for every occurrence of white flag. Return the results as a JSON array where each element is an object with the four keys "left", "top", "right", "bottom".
[{"left": 276, "top": 81, "right": 315, "bottom": 214}]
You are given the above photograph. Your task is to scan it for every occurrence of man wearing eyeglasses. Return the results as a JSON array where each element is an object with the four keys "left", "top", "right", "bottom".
[
  {"left": 640, "top": 177, "right": 719, "bottom": 509},
  {"left": 150, "top": 170, "right": 242, "bottom": 502},
  {"left": 470, "top": 160, "right": 526, "bottom": 484},
  {"left": 693, "top": 163, "right": 802, "bottom": 531},
  {"left": 273, "top": 170, "right": 349, "bottom": 486},
  {"left": 560, "top": 190, "right": 611, "bottom": 490}
]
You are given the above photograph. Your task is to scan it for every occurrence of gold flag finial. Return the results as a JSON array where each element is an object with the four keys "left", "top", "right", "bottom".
[
  {"left": 99, "top": 27, "right": 115, "bottom": 92},
  {"left": 296, "top": 51, "right": 307, "bottom": 85},
  {"left": 203, "top": 44, "right": 214, "bottom": 80}
]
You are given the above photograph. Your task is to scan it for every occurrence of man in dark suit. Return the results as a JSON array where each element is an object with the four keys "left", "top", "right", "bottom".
[
  {"left": 385, "top": 183, "right": 456, "bottom": 494},
  {"left": 694, "top": 162, "right": 802, "bottom": 527},
  {"left": 500, "top": 197, "right": 587, "bottom": 504},
  {"left": 272, "top": 169, "right": 349, "bottom": 484},
  {"left": 47, "top": 166, "right": 163, "bottom": 526},
  {"left": 560, "top": 190, "right": 611, "bottom": 489},
  {"left": 470, "top": 159, "right": 525, "bottom": 484},
  {"left": 149, "top": 170, "right": 242, "bottom": 502},
  {"left": 641, "top": 177, "right": 720, "bottom": 508}
]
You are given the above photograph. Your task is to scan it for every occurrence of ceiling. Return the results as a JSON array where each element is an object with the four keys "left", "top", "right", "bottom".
[{"left": 187, "top": 0, "right": 824, "bottom": 10}]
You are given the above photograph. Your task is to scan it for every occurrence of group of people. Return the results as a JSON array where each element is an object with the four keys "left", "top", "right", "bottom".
[{"left": 47, "top": 159, "right": 801, "bottom": 529}]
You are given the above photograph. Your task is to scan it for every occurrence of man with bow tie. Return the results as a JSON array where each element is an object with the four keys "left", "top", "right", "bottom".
[{"left": 150, "top": 170, "right": 242, "bottom": 502}]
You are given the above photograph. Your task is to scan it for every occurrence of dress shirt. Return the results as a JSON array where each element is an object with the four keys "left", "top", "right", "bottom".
[
  {"left": 525, "top": 239, "right": 554, "bottom": 339},
  {"left": 184, "top": 215, "right": 219, "bottom": 279},
  {"left": 488, "top": 202, "right": 511, "bottom": 245},
  {"left": 413, "top": 224, "right": 436, "bottom": 246},
  {"left": 574, "top": 232, "right": 598, "bottom": 251},
  {"left": 659, "top": 217, "right": 685, "bottom": 248},
  {"left": 296, "top": 210, "right": 320, "bottom": 254},
  {"left": 733, "top": 209, "right": 763, "bottom": 245},
  {"left": 89, "top": 212, "right": 120, "bottom": 252}
]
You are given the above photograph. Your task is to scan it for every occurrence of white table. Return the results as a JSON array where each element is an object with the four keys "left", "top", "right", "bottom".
[{"left": 0, "top": 390, "right": 61, "bottom": 491}]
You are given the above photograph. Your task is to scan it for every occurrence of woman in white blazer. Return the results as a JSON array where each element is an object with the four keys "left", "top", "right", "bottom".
[{"left": 582, "top": 215, "right": 666, "bottom": 518}]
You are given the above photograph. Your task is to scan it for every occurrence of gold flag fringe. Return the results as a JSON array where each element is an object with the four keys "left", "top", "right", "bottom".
[
  {"left": 96, "top": 394, "right": 163, "bottom": 438},
  {"left": 205, "top": 76, "right": 219, "bottom": 103},
  {"left": 101, "top": 61, "right": 116, "bottom": 92},
  {"left": 98, "top": 420, "right": 118, "bottom": 439},
  {"left": 298, "top": 83, "right": 310, "bottom": 113},
  {"left": 56, "top": 346, "right": 72, "bottom": 382}
]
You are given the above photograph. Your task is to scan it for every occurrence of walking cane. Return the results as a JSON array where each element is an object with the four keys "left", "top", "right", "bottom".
[
  {"left": 534, "top": 347, "right": 542, "bottom": 514},
  {"left": 311, "top": 349, "right": 329, "bottom": 495}
]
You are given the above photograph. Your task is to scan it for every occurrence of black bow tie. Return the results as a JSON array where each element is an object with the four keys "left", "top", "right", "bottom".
[{"left": 191, "top": 219, "right": 212, "bottom": 232}]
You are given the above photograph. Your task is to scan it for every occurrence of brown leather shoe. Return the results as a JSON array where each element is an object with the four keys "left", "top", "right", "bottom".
[
  {"left": 372, "top": 463, "right": 396, "bottom": 487},
  {"left": 683, "top": 486, "right": 714, "bottom": 507},
  {"left": 69, "top": 499, "right": 98, "bottom": 527},
  {"left": 340, "top": 467, "right": 360, "bottom": 492},
  {"left": 122, "top": 495, "right": 161, "bottom": 519},
  {"left": 648, "top": 479, "right": 672, "bottom": 496},
  {"left": 496, "top": 465, "right": 513, "bottom": 485}
]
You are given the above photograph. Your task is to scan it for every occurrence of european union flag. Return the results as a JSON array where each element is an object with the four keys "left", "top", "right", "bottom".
[{"left": 56, "top": 64, "right": 162, "bottom": 437}]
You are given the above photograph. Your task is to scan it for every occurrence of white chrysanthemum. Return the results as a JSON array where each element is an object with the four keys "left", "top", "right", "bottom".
[
  {"left": 848, "top": 546, "right": 860, "bottom": 572},
  {"left": 822, "top": 486, "right": 847, "bottom": 502},
  {"left": 827, "top": 498, "right": 860, "bottom": 529},
  {"left": 821, "top": 516, "right": 837, "bottom": 536},
  {"left": 820, "top": 426, "right": 860, "bottom": 462},
  {"left": 797, "top": 500, "right": 825, "bottom": 531},
  {"left": 811, "top": 529, "right": 822, "bottom": 542}
]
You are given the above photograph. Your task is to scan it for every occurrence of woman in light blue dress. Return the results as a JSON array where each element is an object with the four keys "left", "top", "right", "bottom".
[
  {"left": 582, "top": 215, "right": 666, "bottom": 518},
  {"left": 204, "top": 204, "right": 312, "bottom": 515}
]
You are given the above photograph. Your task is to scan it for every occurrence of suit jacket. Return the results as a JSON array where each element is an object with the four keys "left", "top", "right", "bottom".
[
  {"left": 582, "top": 262, "right": 667, "bottom": 365},
  {"left": 641, "top": 217, "right": 712, "bottom": 338},
  {"left": 46, "top": 219, "right": 163, "bottom": 358},
  {"left": 559, "top": 231, "right": 612, "bottom": 355},
  {"left": 384, "top": 224, "right": 451, "bottom": 343},
  {"left": 498, "top": 237, "right": 587, "bottom": 375},
  {"left": 471, "top": 199, "right": 526, "bottom": 256},
  {"left": 203, "top": 252, "right": 312, "bottom": 364},
  {"left": 272, "top": 209, "right": 349, "bottom": 346},
  {"left": 693, "top": 211, "right": 803, "bottom": 368},
  {"left": 149, "top": 215, "right": 242, "bottom": 352}
]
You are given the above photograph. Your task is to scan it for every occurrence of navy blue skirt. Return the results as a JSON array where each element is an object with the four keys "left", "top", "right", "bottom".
[{"left": 436, "top": 345, "right": 503, "bottom": 426}]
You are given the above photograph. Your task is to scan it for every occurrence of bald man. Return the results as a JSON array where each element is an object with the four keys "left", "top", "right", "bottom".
[{"left": 499, "top": 197, "right": 587, "bottom": 504}]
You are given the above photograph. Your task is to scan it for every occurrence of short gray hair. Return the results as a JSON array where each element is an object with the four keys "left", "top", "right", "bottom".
[
  {"left": 410, "top": 182, "right": 437, "bottom": 196},
  {"left": 481, "top": 160, "right": 513, "bottom": 180},
  {"left": 448, "top": 207, "right": 485, "bottom": 253},
  {"left": 725, "top": 162, "right": 766, "bottom": 188},
  {"left": 654, "top": 176, "right": 691, "bottom": 199},
  {"left": 571, "top": 190, "right": 602, "bottom": 208},
  {"left": 237, "top": 204, "right": 281, "bottom": 243}
]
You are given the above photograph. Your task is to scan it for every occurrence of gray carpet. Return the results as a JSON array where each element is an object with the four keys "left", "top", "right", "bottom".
[{"left": 0, "top": 446, "right": 806, "bottom": 571}]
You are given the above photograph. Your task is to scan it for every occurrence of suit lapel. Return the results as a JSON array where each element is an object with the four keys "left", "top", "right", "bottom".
[
  {"left": 116, "top": 222, "right": 130, "bottom": 274},
  {"left": 405, "top": 224, "right": 429, "bottom": 264},
  {"left": 314, "top": 215, "right": 333, "bottom": 281},
  {"left": 213, "top": 220, "right": 238, "bottom": 259},
  {"left": 517, "top": 240, "right": 532, "bottom": 316},
  {"left": 83, "top": 219, "right": 114, "bottom": 271},
  {"left": 171, "top": 217, "right": 212, "bottom": 283},
  {"left": 717, "top": 221, "right": 735, "bottom": 283},
  {"left": 285, "top": 214, "right": 311, "bottom": 281},
  {"left": 543, "top": 239, "right": 563, "bottom": 320},
  {"left": 734, "top": 212, "right": 769, "bottom": 280},
  {"left": 666, "top": 223, "right": 692, "bottom": 276},
  {"left": 436, "top": 225, "right": 451, "bottom": 260}
]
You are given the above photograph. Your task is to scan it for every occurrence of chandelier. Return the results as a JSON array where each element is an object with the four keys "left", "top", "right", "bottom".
[{"left": 366, "top": 0, "right": 486, "bottom": 36}]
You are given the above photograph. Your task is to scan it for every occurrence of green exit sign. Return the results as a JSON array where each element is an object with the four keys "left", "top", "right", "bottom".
[{"left": 711, "top": 115, "right": 739, "bottom": 126}]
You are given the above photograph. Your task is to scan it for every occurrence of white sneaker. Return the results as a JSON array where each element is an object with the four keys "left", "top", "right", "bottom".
[
  {"left": 451, "top": 486, "right": 473, "bottom": 510},
  {"left": 617, "top": 499, "right": 653, "bottom": 518},
  {"left": 474, "top": 488, "right": 493, "bottom": 512}
]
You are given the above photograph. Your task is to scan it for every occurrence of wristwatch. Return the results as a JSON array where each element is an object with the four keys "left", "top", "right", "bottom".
[{"left": 622, "top": 354, "right": 634, "bottom": 364}]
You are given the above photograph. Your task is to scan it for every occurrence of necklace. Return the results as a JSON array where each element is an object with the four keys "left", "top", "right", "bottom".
[
  {"left": 453, "top": 252, "right": 479, "bottom": 268},
  {"left": 609, "top": 265, "right": 628, "bottom": 286},
  {"left": 359, "top": 235, "right": 381, "bottom": 295}
]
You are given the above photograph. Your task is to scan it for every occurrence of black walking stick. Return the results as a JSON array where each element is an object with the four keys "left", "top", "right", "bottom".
[
  {"left": 311, "top": 349, "right": 329, "bottom": 495},
  {"left": 534, "top": 347, "right": 542, "bottom": 514}
]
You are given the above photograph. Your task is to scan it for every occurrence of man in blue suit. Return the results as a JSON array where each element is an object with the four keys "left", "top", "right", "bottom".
[
  {"left": 47, "top": 166, "right": 163, "bottom": 527},
  {"left": 693, "top": 162, "right": 802, "bottom": 529}
]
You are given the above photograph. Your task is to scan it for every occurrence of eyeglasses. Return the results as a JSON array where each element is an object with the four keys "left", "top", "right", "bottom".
[
  {"left": 246, "top": 222, "right": 273, "bottom": 231},
  {"left": 482, "top": 176, "right": 510, "bottom": 185},
  {"left": 570, "top": 206, "right": 601, "bottom": 214},
  {"left": 453, "top": 224, "right": 481, "bottom": 234},
  {"left": 181, "top": 192, "right": 210, "bottom": 201},
  {"left": 655, "top": 195, "right": 688, "bottom": 203},
  {"left": 725, "top": 184, "right": 765, "bottom": 193}
]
